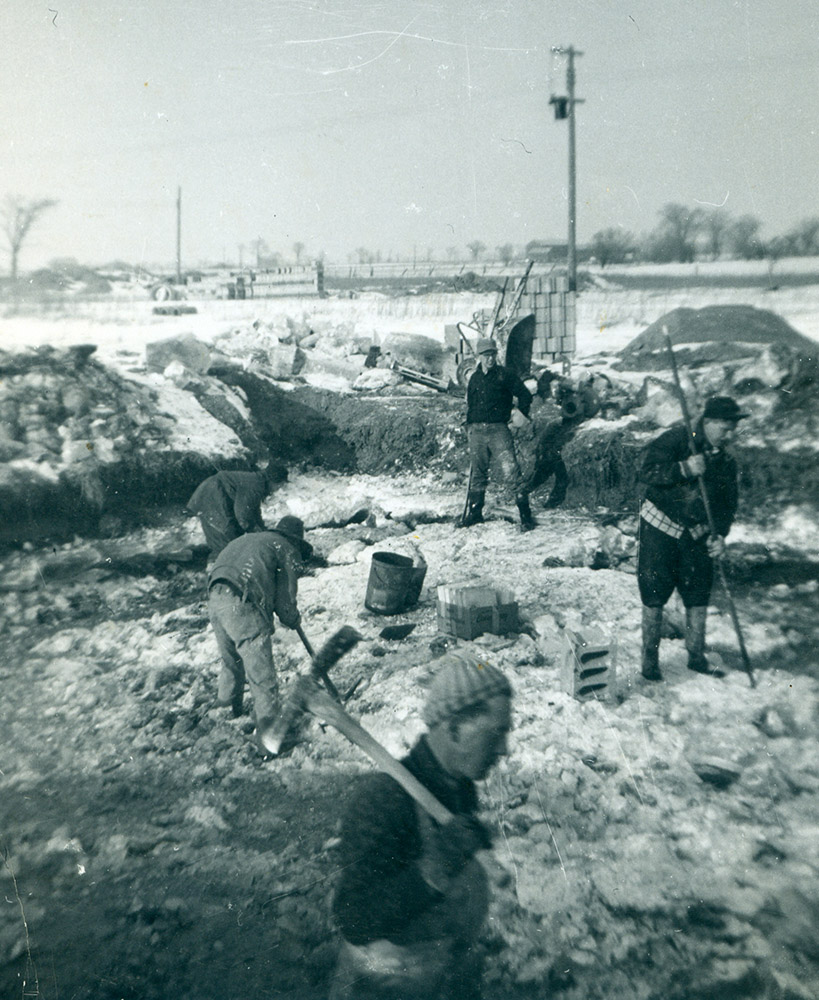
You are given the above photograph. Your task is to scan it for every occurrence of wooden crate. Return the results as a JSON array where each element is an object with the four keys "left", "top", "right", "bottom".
[{"left": 437, "top": 584, "right": 519, "bottom": 640}]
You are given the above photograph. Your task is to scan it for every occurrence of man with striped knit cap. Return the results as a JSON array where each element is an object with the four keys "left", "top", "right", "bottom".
[{"left": 330, "top": 652, "right": 513, "bottom": 1000}]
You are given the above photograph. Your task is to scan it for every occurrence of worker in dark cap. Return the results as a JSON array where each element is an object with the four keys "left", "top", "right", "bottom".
[
  {"left": 458, "top": 338, "right": 536, "bottom": 532},
  {"left": 637, "top": 396, "right": 748, "bottom": 681},
  {"left": 206, "top": 516, "right": 312, "bottom": 743},
  {"left": 186, "top": 464, "right": 288, "bottom": 558},
  {"left": 330, "top": 652, "right": 512, "bottom": 1000}
]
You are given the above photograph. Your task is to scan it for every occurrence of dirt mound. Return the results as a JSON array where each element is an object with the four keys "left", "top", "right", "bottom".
[{"left": 617, "top": 305, "right": 816, "bottom": 370}]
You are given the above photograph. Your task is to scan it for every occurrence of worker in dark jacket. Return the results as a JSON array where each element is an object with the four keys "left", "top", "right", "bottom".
[
  {"left": 637, "top": 396, "right": 747, "bottom": 681},
  {"left": 206, "top": 517, "right": 311, "bottom": 741},
  {"left": 459, "top": 338, "right": 536, "bottom": 532},
  {"left": 330, "top": 652, "right": 512, "bottom": 1000},
  {"left": 187, "top": 465, "right": 288, "bottom": 557}
]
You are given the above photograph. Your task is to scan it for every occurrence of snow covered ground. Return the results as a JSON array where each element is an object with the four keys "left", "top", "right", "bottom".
[
  {"left": 2, "top": 269, "right": 818, "bottom": 1000},
  {"left": 3, "top": 267, "right": 819, "bottom": 374}
]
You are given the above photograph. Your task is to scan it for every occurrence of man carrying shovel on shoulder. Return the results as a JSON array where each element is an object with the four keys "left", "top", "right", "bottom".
[
  {"left": 329, "top": 652, "right": 513, "bottom": 1000},
  {"left": 638, "top": 396, "right": 748, "bottom": 681},
  {"left": 206, "top": 516, "right": 312, "bottom": 749}
]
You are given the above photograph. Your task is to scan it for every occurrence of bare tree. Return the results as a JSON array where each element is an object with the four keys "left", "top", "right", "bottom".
[
  {"left": 496, "top": 243, "right": 515, "bottom": 265},
  {"left": 786, "top": 217, "right": 819, "bottom": 256},
  {"left": 252, "top": 237, "right": 269, "bottom": 267},
  {"left": 764, "top": 235, "right": 791, "bottom": 288},
  {"left": 646, "top": 202, "right": 703, "bottom": 263},
  {"left": 2, "top": 195, "right": 58, "bottom": 281},
  {"left": 590, "top": 228, "right": 636, "bottom": 268},
  {"left": 445, "top": 246, "right": 459, "bottom": 262},
  {"left": 728, "top": 215, "right": 764, "bottom": 260},
  {"left": 466, "top": 240, "right": 486, "bottom": 261},
  {"left": 292, "top": 241, "right": 305, "bottom": 264},
  {"left": 701, "top": 208, "right": 731, "bottom": 260}
]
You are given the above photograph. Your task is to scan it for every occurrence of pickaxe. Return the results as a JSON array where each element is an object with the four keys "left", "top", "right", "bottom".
[{"left": 260, "top": 625, "right": 362, "bottom": 755}]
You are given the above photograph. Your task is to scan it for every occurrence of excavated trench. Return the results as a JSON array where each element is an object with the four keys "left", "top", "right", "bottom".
[{"left": 3, "top": 346, "right": 819, "bottom": 999}]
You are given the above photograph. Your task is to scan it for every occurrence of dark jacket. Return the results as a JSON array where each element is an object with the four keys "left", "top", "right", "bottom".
[
  {"left": 187, "top": 471, "right": 268, "bottom": 554},
  {"left": 332, "top": 737, "right": 479, "bottom": 946},
  {"left": 639, "top": 421, "right": 739, "bottom": 537},
  {"left": 207, "top": 531, "right": 300, "bottom": 629},
  {"left": 466, "top": 365, "right": 532, "bottom": 425}
]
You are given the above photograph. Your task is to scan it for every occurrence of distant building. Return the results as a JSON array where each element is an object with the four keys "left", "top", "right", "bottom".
[{"left": 525, "top": 240, "right": 592, "bottom": 263}]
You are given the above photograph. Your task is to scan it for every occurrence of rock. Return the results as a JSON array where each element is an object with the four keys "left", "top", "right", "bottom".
[
  {"left": 754, "top": 705, "right": 798, "bottom": 738},
  {"left": 163, "top": 360, "right": 203, "bottom": 389},
  {"left": 380, "top": 333, "right": 445, "bottom": 376},
  {"left": 768, "top": 967, "right": 818, "bottom": 999},
  {"left": 326, "top": 539, "right": 367, "bottom": 565},
  {"left": 265, "top": 342, "right": 305, "bottom": 378},
  {"left": 634, "top": 376, "right": 690, "bottom": 427},
  {"left": 145, "top": 334, "right": 212, "bottom": 374},
  {"left": 353, "top": 368, "right": 401, "bottom": 391},
  {"left": 299, "top": 353, "right": 362, "bottom": 381},
  {"left": 690, "top": 755, "right": 742, "bottom": 788}
]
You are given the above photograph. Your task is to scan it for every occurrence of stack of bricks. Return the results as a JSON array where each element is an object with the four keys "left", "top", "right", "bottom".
[{"left": 511, "top": 274, "right": 576, "bottom": 362}]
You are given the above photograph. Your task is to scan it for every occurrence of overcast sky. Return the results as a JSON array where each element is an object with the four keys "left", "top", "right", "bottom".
[{"left": 3, "top": 0, "right": 818, "bottom": 269}]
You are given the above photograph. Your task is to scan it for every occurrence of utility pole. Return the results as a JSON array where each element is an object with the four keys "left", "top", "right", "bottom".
[
  {"left": 175, "top": 186, "right": 182, "bottom": 284},
  {"left": 550, "top": 46, "right": 584, "bottom": 291}
]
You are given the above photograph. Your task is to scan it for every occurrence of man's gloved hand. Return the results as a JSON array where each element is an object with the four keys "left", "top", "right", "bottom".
[
  {"left": 437, "top": 815, "right": 492, "bottom": 875},
  {"left": 680, "top": 454, "right": 706, "bottom": 478},
  {"left": 706, "top": 535, "right": 725, "bottom": 558},
  {"left": 508, "top": 408, "right": 531, "bottom": 430},
  {"left": 417, "top": 814, "right": 492, "bottom": 892}
]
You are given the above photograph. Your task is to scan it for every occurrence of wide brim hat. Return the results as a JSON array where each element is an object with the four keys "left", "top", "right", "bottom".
[
  {"left": 273, "top": 516, "right": 313, "bottom": 560},
  {"left": 702, "top": 396, "right": 749, "bottom": 422}
]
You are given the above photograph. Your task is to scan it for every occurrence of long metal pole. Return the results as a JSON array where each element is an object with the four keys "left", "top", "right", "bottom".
[
  {"left": 567, "top": 48, "right": 577, "bottom": 292},
  {"left": 664, "top": 332, "right": 755, "bottom": 687},
  {"left": 175, "top": 186, "right": 182, "bottom": 284}
]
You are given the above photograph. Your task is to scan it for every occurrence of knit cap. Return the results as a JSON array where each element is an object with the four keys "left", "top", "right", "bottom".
[{"left": 422, "top": 652, "right": 512, "bottom": 728}]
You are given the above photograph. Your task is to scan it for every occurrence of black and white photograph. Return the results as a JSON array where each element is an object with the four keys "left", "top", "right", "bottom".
[{"left": 2, "top": 2, "right": 818, "bottom": 998}]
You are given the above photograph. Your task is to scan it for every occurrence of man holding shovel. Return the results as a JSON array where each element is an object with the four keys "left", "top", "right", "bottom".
[
  {"left": 330, "top": 652, "right": 512, "bottom": 1000},
  {"left": 206, "top": 516, "right": 312, "bottom": 746},
  {"left": 637, "top": 396, "right": 747, "bottom": 681}
]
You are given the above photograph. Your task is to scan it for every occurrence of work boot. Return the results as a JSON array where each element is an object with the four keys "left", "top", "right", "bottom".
[
  {"left": 516, "top": 495, "right": 537, "bottom": 533},
  {"left": 685, "top": 606, "right": 725, "bottom": 677},
  {"left": 456, "top": 491, "right": 485, "bottom": 528},
  {"left": 641, "top": 606, "right": 664, "bottom": 681}
]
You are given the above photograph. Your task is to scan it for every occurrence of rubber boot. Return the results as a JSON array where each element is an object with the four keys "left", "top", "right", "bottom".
[
  {"left": 686, "top": 606, "right": 724, "bottom": 676},
  {"left": 217, "top": 667, "right": 246, "bottom": 717},
  {"left": 516, "top": 495, "right": 537, "bottom": 533},
  {"left": 456, "top": 490, "right": 485, "bottom": 528},
  {"left": 641, "top": 606, "right": 664, "bottom": 681}
]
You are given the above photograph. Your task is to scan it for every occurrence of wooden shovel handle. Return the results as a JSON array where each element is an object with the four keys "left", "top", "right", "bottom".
[{"left": 303, "top": 684, "right": 454, "bottom": 826}]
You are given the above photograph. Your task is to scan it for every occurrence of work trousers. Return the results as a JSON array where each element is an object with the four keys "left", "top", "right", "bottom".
[
  {"left": 637, "top": 519, "right": 714, "bottom": 609},
  {"left": 199, "top": 515, "right": 241, "bottom": 559},
  {"left": 207, "top": 583, "right": 278, "bottom": 728},
  {"left": 467, "top": 422, "right": 525, "bottom": 496}
]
